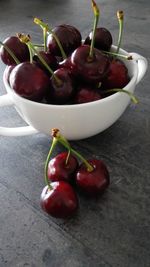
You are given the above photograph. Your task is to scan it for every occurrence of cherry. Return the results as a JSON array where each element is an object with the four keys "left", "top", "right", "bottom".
[
  {"left": 74, "top": 85, "right": 102, "bottom": 104},
  {"left": 46, "top": 68, "right": 75, "bottom": 104},
  {"left": 84, "top": 27, "right": 113, "bottom": 51},
  {"left": 33, "top": 51, "right": 58, "bottom": 74},
  {"left": 47, "top": 151, "right": 78, "bottom": 182},
  {"left": 71, "top": 45, "right": 110, "bottom": 84},
  {"left": 41, "top": 181, "right": 78, "bottom": 218},
  {"left": 102, "top": 58, "right": 129, "bottom": 89},
  {"left": 102, "top": 11, "right": 129, "bottom": 90},
  {"left": 75, "top": 159, "right": 110, "bottom": 196},
  {"left": 9, "top": 62, "right": 50, "bottom": 101},
  {"left": 34, "top": 18, "right": 67, "bottom": 61},
  {"left": 58, "top": 56, "right": 75, "bottom": 78},
  {"left": 0, "top": 36, "right": 29, "bottom": 65},
  {"left": 4, "top": 65, "right": 15, "bottom": 84},
  {"left": 47, "top": 24, "right": 82, "bottom": 57},
  {"left": 70, "top": 1, "right": 110, "bottom": 84}
]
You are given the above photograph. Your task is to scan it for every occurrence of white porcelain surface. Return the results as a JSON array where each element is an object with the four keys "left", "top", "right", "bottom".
[{"left": 0, "top": 46, "right": 148, "bottom": 140}]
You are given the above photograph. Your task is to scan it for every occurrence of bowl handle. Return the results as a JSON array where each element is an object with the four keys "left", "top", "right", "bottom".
[
  {"left": 130, "top": 53, "right": 148, "bottom": 85},
  {"left": 0, "top": 94, "right": 38, "bottom": 136}
]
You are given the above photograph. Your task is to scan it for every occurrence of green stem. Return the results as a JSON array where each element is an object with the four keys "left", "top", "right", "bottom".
[
  {"left": 32, "top": 43, "right": 44, "bottom": 48},
  {"left": 34, "top": 18, "right": 67, "bottom": 60},
  {"left": 65, "top": 149, "right": 71, "bottom": 165},
  {"left": 18, "top": 33, "right": 62, "bottom": 85},
  {"left": 48, "top": 28, "right": 67, "bottom": 60},
  {"left": 70, "top": 147, "right": 94, "bottom": 172},
  {"left": 89, "top": 0, "right": 99, "bottom": 59},
  {"left": 0, "top": 41, "right": 20, "bottom": 65},
  {"left": 102, "top": 50, "right": 133, "bottom": 60},
  {"left": 43, "top": 28, "right": 47, "bottom": 52},
  {"left": 26, "top": 43, "right": 33, "bottom": 64},
  {"left": 102, "top": 88, "right": 139, "bottom": 104},
  {"left": 28, "top": 42, "right": 62, "bottom": 85},
  {"left": 44, "top": 138, "right": 58, "bottom": 190},
  {"left": 52, "top": 129, "right": 94, "bottom": 172},
  {"left": 116, "top": 11, "right": 124, "bottom": 55}
]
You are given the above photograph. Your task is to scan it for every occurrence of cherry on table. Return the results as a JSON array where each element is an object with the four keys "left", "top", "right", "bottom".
[
  {"left": 47, "top": 151, "right": 79, "bottom": 183},
  {"left": 75, "top": 159, "right": 110, "bottom": 196},
  {"left": 40, "top": 181, "right": 78, "bottom": 219}
]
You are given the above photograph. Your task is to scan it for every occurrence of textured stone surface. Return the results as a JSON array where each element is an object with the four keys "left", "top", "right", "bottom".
[{"left": 0, "top": 1, "right": 150, "bottom": 267}]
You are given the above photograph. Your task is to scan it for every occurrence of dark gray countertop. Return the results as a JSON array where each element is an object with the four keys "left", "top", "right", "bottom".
[{"left": 0, "top": 1, "right": 149, "bottom": 266}]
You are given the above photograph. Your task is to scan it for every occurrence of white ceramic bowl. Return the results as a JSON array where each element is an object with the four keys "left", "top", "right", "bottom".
[{"left": 0, "top": 46, "right": 148, "bottom": 140}]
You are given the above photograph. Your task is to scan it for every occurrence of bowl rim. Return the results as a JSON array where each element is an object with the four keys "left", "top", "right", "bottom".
[{"left": 3, "top": 45, "right": 138, "bottom": 110}]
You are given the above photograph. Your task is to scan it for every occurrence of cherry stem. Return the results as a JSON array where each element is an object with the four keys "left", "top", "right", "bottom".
[
  {"left": 44, "top": 137, "right": 58, "bottom": 190},
  {"left": 51, "top": 129, "right": 94, "bottom": 172},
  {"left": 116, "top": 10, "right": 124, "bottom": 55},
  {"left": 102, "top": 50, "right": 133, "bottom": 60},
  {"left": 33, "top": 18, "right": 47, "bottom": 52},
  {"left": 26, "top": 43, "right": 34, "bottom": 64},
  {"left": 34, "top": 18, "right": 67, "bottom": 60},
  {"left": 33, "top": 43, "right": 44, "bottom": 48},
  {"left": 31, "top": 43, "right": 62, "bottom": 85},
  {"left": 89, "top": 0, "right": 99, "bottom": 60},
  {"left": 18, "top": 34, "right": 62, "bottom": 85},
  {"left": 43, "top": 27, "right": 48, "bottom": 52},
  {"left": 0, "top": 41, "right": 20, "bottom": 65},
  {"left": 65, "top": 150, "right": 71, "bottom": 165},
  {"left": 102, "top": 88, "right": 139, "bottom": 104}
]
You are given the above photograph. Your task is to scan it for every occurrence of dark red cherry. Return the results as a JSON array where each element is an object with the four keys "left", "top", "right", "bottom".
[
  {"left": 74, "top": 85, "right": 102, "bottom": 104},
  {"left": 58, "top": 56, "right": 78, "bottom": 80},
  {"left": 102, "top": 58, "right": 129, "bottom": 89},
  {"left": 75, "top": 159, "right": 110, "bottom": 196},
  {"left": 47, "top": 24, "right": 82, "bottom": 57},
  {"left": 40, "top": 181, "right": 78, "bottom": 218},
  {"left": 9, "top": 62, "right": 50, "bottom": 101},
  {"left": 4, "top": 65, "right": 15, "bottom": 84},
  {"left": 0, "top": 36, "right": 29, "bottom": 65},
  {"left": 47, "top": 151, "right": 78, "bottom": 182},
  {"left": 71, "top": 45, "right": 110, "bottom": 84},
  {"left": 84, "top": 27, "right": 113, "bottom": 51},
  {"left": 46, "top": 68, "right": 75, "bottom": 104},
  {"left": 33, "top": 51, "right": 58, "bottom": 74}
]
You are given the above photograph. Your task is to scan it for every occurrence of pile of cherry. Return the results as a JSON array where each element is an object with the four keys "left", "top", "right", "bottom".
[
  {"left": 41, "top": 129, "right": 110, "bottom": 218},
  {"left": 0, "top": 1, "right": 138, "bottom": 219},
  {"left": 0, "top": 0, "right": 132, "bottom": 105}
]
